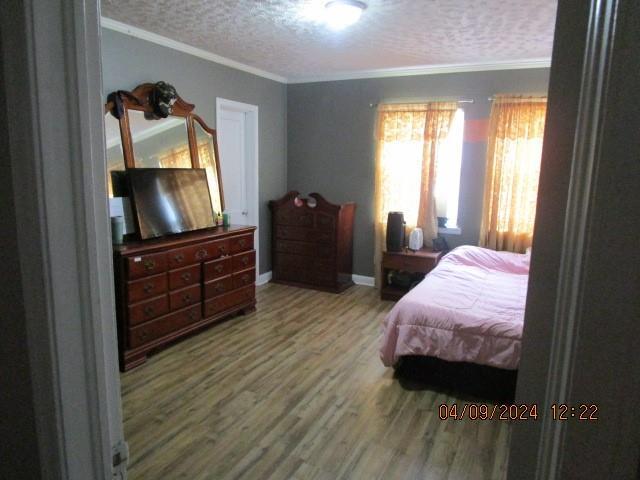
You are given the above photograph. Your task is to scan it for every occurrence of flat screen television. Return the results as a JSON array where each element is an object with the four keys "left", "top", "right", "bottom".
[{"left": 127, "top": 168, "right": 215, "bottom": 239}]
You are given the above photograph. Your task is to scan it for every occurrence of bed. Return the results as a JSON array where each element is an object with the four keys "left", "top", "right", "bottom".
[{"left": 380, "top": 245, "right": 530, "bottom": 370}]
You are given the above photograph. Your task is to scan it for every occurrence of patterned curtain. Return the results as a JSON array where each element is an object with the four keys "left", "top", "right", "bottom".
[
  {"left": 373, "top": 102, "right": 457, "bottom": 286},
  {"left": 479, "top": 94, "right": 547, "bottom": 252}
]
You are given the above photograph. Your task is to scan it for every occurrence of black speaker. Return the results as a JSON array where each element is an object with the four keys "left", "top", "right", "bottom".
[{"left": 386, "top": 212, "right": 405, "bottom": 252}]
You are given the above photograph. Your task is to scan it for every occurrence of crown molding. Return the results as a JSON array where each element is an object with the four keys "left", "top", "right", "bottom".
[
  {"left": 100, "top": 17, "right": 288, "bottom": 84},
  {"left": 101, "top": 17, "right": 550, "bottom": 85},
  {"left": 287, "top": 59, "right": 551, "bottom": 83}
]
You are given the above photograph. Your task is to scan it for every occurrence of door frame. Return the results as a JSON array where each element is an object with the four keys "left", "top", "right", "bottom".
[
  {"left": 216, "top": 97, "right": 260, "bottom": 276},
  {"left": 1, "top": 0, "right": 125, "bottom": 478}
]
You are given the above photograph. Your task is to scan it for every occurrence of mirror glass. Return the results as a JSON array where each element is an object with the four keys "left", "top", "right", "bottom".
[
  {"left": 194, "top": 120, "right": 224, "bottom": 214},
  {"left": 129, "top": 110, "right": 191, "bottom": 168},
  {"left": 104, "top": 113, "right": 125, "bottom": 197}
]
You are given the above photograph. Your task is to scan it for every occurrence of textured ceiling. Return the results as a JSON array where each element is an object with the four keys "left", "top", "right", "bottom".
[{"left": 101, "top": 0, "right": 557, "bottom": 82}]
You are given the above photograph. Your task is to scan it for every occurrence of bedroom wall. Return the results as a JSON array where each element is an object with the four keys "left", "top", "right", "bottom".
[
  {"left": 287, "top": 68, "right": 550, "bottom": 277},
  {"left": 101, "top": 28, "right": 288, "bottom": 275}
]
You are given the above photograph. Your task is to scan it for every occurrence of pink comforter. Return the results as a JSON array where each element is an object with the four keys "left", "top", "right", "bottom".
[{"left": 380, "top": 245, "right": 529, "bottom": 370}]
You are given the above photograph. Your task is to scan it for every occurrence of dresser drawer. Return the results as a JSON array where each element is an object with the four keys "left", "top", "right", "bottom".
[
  {"left": 204, "top": 275, "right": 233, "bottom": 299},
  {"left": 229, "top": 233, "right": 253, "bottom": 254},
  {"left": 127, "top": 252, "right": 167, "bottom": 280},
  {"left": 128, "top": 294, "right": 169, "bottom": 326},
  {"left": 169, "top": 284, "right": 201, "bottom": 311},
  {"left": 128, "top": 304, "right": 201, "bottom": 349},
  {"left": 232, "top": 269, "right": 255, "bottom": 289},
  {"left": 127, "top": 273, "right": 168, "bottom": 304},
  {"left": 203, "top": 256, "right": 232, "bottom": 281},
  {"left": 203, "top": 285, "right": 255, "bottom": 318},
  {"left": 275, "top": 239, "right": 334, "bottom": 258},
  {"left": 168, "top": 264, "right": 201, "bottom": 290},
  {"left": 276, "top": 225, "right": 334, "bottom": 244},
  {"left": 232, "top": 250, "right": 256, "bottom": 271},
  {"left": 201, "top": 239, "right": 229, "bottom": 259}
]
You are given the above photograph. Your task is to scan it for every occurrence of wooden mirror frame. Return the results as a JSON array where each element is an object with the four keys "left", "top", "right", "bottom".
[{"left": 104, "top": 82, "right": 225, "bottom": 211}]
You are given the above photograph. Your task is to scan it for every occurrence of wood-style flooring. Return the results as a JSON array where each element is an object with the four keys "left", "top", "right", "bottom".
[{"left": 121, "top": 283, "right": 510, "bottom": 479}]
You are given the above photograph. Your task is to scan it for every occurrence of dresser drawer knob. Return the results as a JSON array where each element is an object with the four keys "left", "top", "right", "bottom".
[
  {"left": 241, "top": 274, "right": 250, "bottom": 284},
  {"left": 215, "top": 283, "right": 225, "bottom": 292},
  {"left": 238, "top": 239, "right": 247, "bottom": 247},
  {"left": 143, "top": 305, "right": 155, "bottom": 317},
  {"left": 182, "top": 293, "right": 192, "bottom": 303},
  {"left": 174, "top": 253, "right": 185, "bottom": 263},
  {"left": 188, "top": 310, "right": 197, "bottom": 321},
  {"left": 214, "top": 264, "right": 224, "bottom": 273},
  {"left": 138, "top": 330, "right": 148, "bottom": 341},
  {"left": 195, "top": 248, "right": 208, "bottom": 260},
  {"left": 181, "top": 272, "right": 191, "bottom": 282},
  {"left": 241, "top": 257, "right": 249, "bottom": 266},
  {"left": 143, "top": 283, "right": 154, "bottom": 293},
  {"left": 219, "top": 245, "right": 226, "bottom": 253},
  {"left": 143, "top": 259, "right": 156, "bottom": 271}
]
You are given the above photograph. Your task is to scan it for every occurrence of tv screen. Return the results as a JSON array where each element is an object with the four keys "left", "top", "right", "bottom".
[{"left": 128, "top": 168, "right": 215, "bottom": 239}]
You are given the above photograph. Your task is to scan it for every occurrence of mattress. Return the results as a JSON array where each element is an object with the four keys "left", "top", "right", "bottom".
[{"left": 379, "top": 245, "right": 530, "bottom": 370}]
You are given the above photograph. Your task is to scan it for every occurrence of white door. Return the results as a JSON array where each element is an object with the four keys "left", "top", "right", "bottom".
[
  {"left": 216, "top": 98, "right": 259, "bottom": 270},
  {"left": 218, "top": 109, "right": 248, "bottom": 224}
]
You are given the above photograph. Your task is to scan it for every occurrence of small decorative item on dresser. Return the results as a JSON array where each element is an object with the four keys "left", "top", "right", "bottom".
[
  {"left": 381, "top": 247, "right": 444, "bottom": 301},
  {"left": 111, "top": 216, "right": 124, "bottom": 244},
  {"left": 269, "top": 191, "right": 356, "bottom": 293}
]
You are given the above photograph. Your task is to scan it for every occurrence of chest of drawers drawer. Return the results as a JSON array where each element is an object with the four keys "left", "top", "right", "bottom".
[
  {"left": 204, "top": 256, "right": 232, "bottom": 281},
  {"left": 127, "top": 252, "right": 167, "bottom": 279},
  {"left": 128, "top": 294, "right": 169, "bottom": 326},
  {"left": 203, "top": 285, "right": 255, "bottom": 318},
  {"left": 275, "top": 239, "right": 334, "bottom": 259},
  {"left": 232, "top": 250, "right": 256, "bottom": 271},
  {"left": 275, "top": 225, "right": 334, "bottom": 244},
  {"left": 168, "top": 264, "right": 201, "bottom": 290},
  {"left": 127, "top": 273, "right": 167, "bottom": 304},
  {"left": 204, "top": 275, "right": 233, "bottom": 299},
  {"left": 232, "top": 269, "right": 255, "bottom": 289},
  {"left": 169, "top": 284, "right": 201, "bottom": 311},
  {"left": 128, "top": 304, "right": 201, "bottom": 349},
  {"left": 229, "top": 233, "right": 253, "bottom": 254}
]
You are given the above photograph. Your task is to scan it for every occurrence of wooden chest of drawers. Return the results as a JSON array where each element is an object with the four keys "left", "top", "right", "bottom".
[
  {"left": 113, "top": 226, "right": 256, "bottom": 371},
  {"left": 269, "top": 191, "right": 355, "bottom": 293}
]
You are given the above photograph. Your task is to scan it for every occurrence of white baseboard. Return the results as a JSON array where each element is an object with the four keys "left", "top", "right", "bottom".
[
  {"left": 257, "top": 271, "right": 374, "bottom": 287},
  {"left": 352, "top": 274, "right": 375, "bottom": 287},
  {"left": 257, "top": 271, "right": 272, "bottom": 286}
]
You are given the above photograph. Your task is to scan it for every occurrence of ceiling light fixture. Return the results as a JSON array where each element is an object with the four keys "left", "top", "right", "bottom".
[{"left": 324, "top": 0, "right": 367, "bottom": 30}]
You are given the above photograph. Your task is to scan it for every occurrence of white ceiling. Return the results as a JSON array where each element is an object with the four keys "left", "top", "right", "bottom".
[{"left": 101, "top": 0, "right": 557, "bottom": 83}]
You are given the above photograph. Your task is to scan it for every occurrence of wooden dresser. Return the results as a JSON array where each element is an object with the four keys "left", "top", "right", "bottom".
[
  {"left": 113, "top": 226, "right": 256, "bottom": 370},
  {"left": 269, "top": 191, "right": 355, "bottom": 293}
]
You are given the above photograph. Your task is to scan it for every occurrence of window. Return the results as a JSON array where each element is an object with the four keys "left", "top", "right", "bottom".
[
  {"left": 376, "top": 107, "right": 464, "bottom": 230},
  {"left": 434, "top": 108, "right": 464, "bottom": 229},
  {"left": 479, "top": 95, "right": 547, "bottom": 252}
]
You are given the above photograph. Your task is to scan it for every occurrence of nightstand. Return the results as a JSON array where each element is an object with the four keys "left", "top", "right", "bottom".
[{"left": 381, "top": 247, "right": 444, "bottom": 301}]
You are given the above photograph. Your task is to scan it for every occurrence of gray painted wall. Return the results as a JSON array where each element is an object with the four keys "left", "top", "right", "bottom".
[
  {"left": 101, "top": 29, "right": 288, "bottom": 274},
  {"left": 287, "top": 69, "right": 550, "bottom": 276}
]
